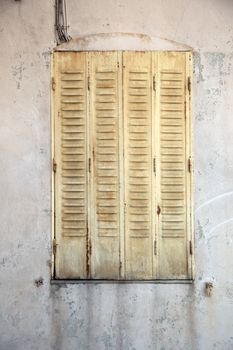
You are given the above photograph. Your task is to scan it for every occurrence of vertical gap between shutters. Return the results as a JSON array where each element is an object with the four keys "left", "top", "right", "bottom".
[
  {"left": 52, "top": 53, "right": 56, "bottom": 279},
  {"left": 122, "top": 51, "right": 126, "bottom": 279},
  {"left": 119, "top": 51, "right": 125, "bottom": 279},
  {"left": 156, "top": 52, "right": 161, "bottom": 278},
  {"left": 86, "top": 52, "right": 91, "bottom": 279}
]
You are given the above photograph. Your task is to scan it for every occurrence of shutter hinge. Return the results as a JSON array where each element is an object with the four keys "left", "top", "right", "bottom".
[
  {"left": 189, "top": 240, "right": 193, "bottom": 255},
  {"left": 154, "top": 240, "right": 157, "bottom": 255},
  {"left": 52, "top": 77, "right": 55, "bottom": 91},
  {"left": 53, "top": 158, "right": 57, "bottom": 173},
  {"left": 188, "top": 157, "right": 192, "bottom": 173},
  {"left": 153, "top": 75, "right": 156, "bottom": 91},
  {"left": 88, "top": 75, "right": 90, "bottom": 91},
  {"left": 88, "top": 158, "right": 91, "bottom": 172},
  {"left": 153, "top": 157, "right": 156, "bottom": 175},
  {"left": 53, "top": 239, "right": 57, "bottom": 255},
  {"left": 157, "top": 205, "right": 161, "bottom": 215},
  {"left": 89, "top": 239, "right": 92, "bottom": 256},
  {"left": 188, "top": 76, "right": 191, "bottom": 93}
]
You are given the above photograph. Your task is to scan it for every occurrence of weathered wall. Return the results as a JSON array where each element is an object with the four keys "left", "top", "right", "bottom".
[{"left": 1, "top": 1, "right": 233, "bottom": 349}]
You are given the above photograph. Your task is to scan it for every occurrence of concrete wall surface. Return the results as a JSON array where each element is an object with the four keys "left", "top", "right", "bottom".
[{"left": 1, "top": 0, "right": 233, "bottom": 349}]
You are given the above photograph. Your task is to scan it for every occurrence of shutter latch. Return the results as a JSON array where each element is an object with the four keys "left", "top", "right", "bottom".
[{"left": 154, "top": 240, "right": 157, "bottom": 255}]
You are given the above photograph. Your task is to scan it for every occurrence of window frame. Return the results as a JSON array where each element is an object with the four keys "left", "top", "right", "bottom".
[{"left": 51, "top": 50, "right": 194, "bottom": 282}]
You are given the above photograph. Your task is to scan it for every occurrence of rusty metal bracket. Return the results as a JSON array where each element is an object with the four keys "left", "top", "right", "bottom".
[
  {"left": 189, "top": 240, "right": 193, "bottom": 255},
  {"left": 153, "top": 75, "right": 156, "bottom": 91},
  {"left": 52, "top": 77, "right": 56, "bottom": 91},
  {"left": 153, "top": 157, "right": 156, "bottom": 175},
  {"left": 53, "top": 239, "right": 57, "bottom": 255},
  {"left": 188, "top": 76, "right": 191, "bottom": 93},
  {"left": 154, "top": 240, "right": 157, "bottom": 255},
  {"left": 188, "top": 157, "right": 192, "bottom": 173},
  {"left": 157, "top": 205, "right": 161, "bottom": 215},
  {"left": 53, "top": 158, "right": 57, "bottom": 173}
]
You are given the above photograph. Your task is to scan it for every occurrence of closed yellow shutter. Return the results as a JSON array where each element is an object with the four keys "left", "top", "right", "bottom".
[
  {"left": 89, "top": 52, "right": 123, "bottom": 279},
  {"left": 53, "top": 51, "right": 193, "bottom": 280},
  {"left": 123, "top": 52, "right": 155, "bottom": 279},
  {"left": 53, "top": 52, "right": 88, "bottom": 279},
  {"left": 155, "top": 52, "right": 192, "bottom": 279}
]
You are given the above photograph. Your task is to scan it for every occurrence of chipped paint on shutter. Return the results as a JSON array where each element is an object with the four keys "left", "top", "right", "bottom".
[
  {"left": 89, "top": 52, "right": 123, "bottom": 279},
  {"left": 53, "top": 52, "right": 88, "bottom": 279},
  {"left": 123, "top": 52, "right": 154, "bottom": 279},
  {"left": 156, "top": 51, "right": 192, "bottom": 279}
]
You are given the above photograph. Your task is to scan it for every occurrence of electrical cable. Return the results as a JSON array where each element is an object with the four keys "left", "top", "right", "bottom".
[{"left": 55, "top": 0, "right": 71, "bottom": 44}]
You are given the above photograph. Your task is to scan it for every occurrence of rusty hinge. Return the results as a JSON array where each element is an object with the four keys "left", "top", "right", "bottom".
[
  {"left": 153, "top": 157, "right": 156, "bottom": 175},
  {"left": 187, "top": 76, "right": 191, "bottom": 93},
  {"left": 189, "top": 240, "right": 193, "bottom": 255},
  {"left": 87, "top": 75, "right": 90, "bottom": 91},
  {"left": 153, "top": 75, "right": 156, "bottom": 91},
  {"left": 188, "top": 156, "right": 192, "bottom": 173},
  {"left": 88, "top": 158, "right": 91, "bottom": 172},
  {"left": 154, "top": 240, "right": 157, "bottom": 255},
  {"left": 53, "top": 158, "right": 57, "bottom": 173},
  {"left": 157, "top": 205, "right": 161, "bottom": 215},
  {"left": 53, "top": 239, "right": 57, "bottom": 255},
  {"left": 89, "top": 239, "right": 92, "bottom": 256},
  {"left": 52, "top": 77, "right": 55, "bottom": 91}
]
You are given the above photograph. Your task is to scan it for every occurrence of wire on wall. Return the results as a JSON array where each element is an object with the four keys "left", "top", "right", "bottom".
[{"left": 55, "top": 0, "right": 71, "bottom": 44}]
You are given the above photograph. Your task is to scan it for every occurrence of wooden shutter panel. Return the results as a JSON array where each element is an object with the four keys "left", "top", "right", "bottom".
[
  {"left": 89, "top": 52, "right": 123, "bottom": 279},
  {"left": 53, "top": 52, "right": 88, "bottom": 279},
  {"left": 53, "top": 51, "right": 193, "bottom": 281},
  {"left": 123, "top": 52, "right": 155, "bottom": 279},
  {"left": 156, "top": 52, "right": 192, "bottom": 279}
]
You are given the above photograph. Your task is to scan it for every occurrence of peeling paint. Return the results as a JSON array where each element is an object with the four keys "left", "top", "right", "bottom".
[
  {"left": 11, "top": 62, "right": 25, "bottom": 89},
  {"left": 193, "top": 52, "right": 205, "bottom": 83}
]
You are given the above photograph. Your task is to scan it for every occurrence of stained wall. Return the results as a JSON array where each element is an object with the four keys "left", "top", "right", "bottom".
[{"left": 1, "top": 1, "right": 233, "bottom": 349}]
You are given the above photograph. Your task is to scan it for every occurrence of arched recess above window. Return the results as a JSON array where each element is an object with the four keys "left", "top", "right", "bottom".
[{"left": 54, "top": 32, "right": 193, "bottom": 52}]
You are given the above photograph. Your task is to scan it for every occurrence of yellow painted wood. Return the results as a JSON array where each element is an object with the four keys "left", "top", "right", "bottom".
[
  {"left": 52, "top": 50, "right": 193, "bottom": 280},
  {"left": 51, "top": 54, "right": 55, "bottom": 279},
  {"left": 186, "top": 51, "right": 194, "bottom": 279},
  {"left": 53, "top": 52, "right": 88, "bottom": 279},
  {"left": 152, "top": 52, "right": 159, "bottom": 279},
  {"left": 89, "top": 52, "right": 122, "bottom": 279},
  {"left": 123, "top": 52, "right": 153, "bottom": 279},
  {"left": 155, "top": 51, "right": 192, "bottom": 279}
]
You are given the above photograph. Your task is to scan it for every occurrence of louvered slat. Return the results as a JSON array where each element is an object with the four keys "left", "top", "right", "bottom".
[{"left": 61, "top": 70, "right": 87, "bottom": 237}]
